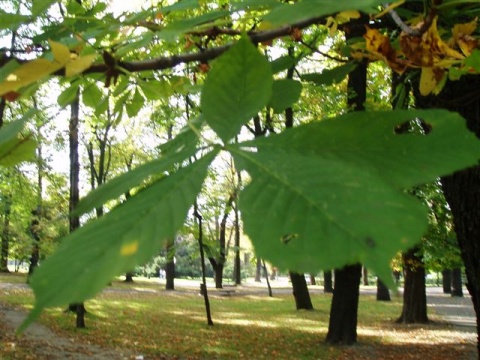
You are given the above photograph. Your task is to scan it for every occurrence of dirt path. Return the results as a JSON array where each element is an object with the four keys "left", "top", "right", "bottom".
[{"left": 0, "top": 302, "right": 135, "bottom": 360}]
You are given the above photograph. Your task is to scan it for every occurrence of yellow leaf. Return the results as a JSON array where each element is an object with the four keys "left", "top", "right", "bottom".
[
  {"left": 121, "top": 241, "right": 139, "bottom": 256},
  {"left": 0, "top": 59, "right": 63, "bottom": 96},
  {"left": 419, "top": 67, "right": 445, "bottom": 96},
  {"left": 65, "top": 54, "right": 97, "bottom": 77},
  {"left": 49, "top": 40, "right": 70, "bottom": 64},
  {"left": 336, "top": 10, "right": 360, "bottom": 23},
  {"left": 453, "top": 18, "right": 477, "bottom": 39},
  {"left": 419, "top": 67, "right": 436, "bottom": 95}
]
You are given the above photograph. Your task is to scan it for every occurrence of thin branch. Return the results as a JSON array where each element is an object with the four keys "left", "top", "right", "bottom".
[
  {"left": 80, "top": 15, "right": 324, "bottom": 75},
  {"left": 384, "top": 3, "right": 436, "bottom": 36}
]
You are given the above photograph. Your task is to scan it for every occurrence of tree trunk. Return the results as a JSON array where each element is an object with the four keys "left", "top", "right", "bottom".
[
  {"left": 309, "top": 273, "right": 316, "bottom": 286},
  {"left": 233, "top": 196, "right": 241, "bottom": 285},
  {"left": 362, "top": 267, "right": 369, "bottom": 286},
  {"left": 376, "top": 278, "right": 391, "bottom": 301},
  {"left": 263, "top": 261, "right": 273, "bottom": 297},
  {"left": 442, "top": 269, "right": 452, "bottom": 294},
  {"left": 68, "top": 90, "right": 85, "bottom": 328},
  {"left": 124, "top": 272, "right": 134, "bottom": 283},
  {"left": 255, "top": 257, "right": 262, "bottom": 282},
  {"left": 165, "top": 247, "right": 175, "bottom": 291},
  {"left": 414, "top": 74, "right": 480, "bottom": 355},
  {"left": 0, "top": 194, "right": 11, "bottom": 273},
  {"left": 397, "top": 247, "right": 428, "bottom": 323},
  {"left": 326, "top": 264, "right": 362, "bottom": 344},
  {"left": 325, "top": 18, "right": 367, "bottom": 346},
  {"left": 193, "top": 202, "right": 214, "bottom": 326},
  {"left": 27, "top": 208, "right": 41, "bottom": 280},
  {"left": 214, "top": 264, "right": 224, "bottom": 289},
  {"left": 451, "top": 267, "right": 464, "bottom": 297},
  {"left": 290, "top": 272, "right": 313, "bottom": 310},
  {"left": 324, "top": 270, "right": 334, "bottom": 293}
]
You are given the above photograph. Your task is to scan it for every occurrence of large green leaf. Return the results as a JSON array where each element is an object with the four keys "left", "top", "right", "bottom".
[
  {"left": 244, "top": 110, "right": 480, "bottom": 188},
  {"left": 20, "top": 149, "right": 218, "bottom": 332},
  {"left": 263, "top": 0, "right": 386, "bottom": 26},
  {"left": 301, "top": 62, "right": 357, "bottom": 86},
  {"left": 32, "top": 0, "right": 56, "bottom": 16},
  {"left": 268, "top": 79, "right": 302, "bottom": 113},
  {"left": 201, "top": 36, "right": 272, "bottom": 143},
  {"left": 0, "top": 109, "right": 38, "bottom": 167},
  {"left": 75, "top": 117, "right": 204, "bottom": 215},
  {"left": 229, "top": 109, "right": 480, "bottom": 285},
  {"left": 0, "top": 10, "right": 30, "bottom": 30},
  {"left": 231, "top": 147, "right": 426, "bottom": 284}
]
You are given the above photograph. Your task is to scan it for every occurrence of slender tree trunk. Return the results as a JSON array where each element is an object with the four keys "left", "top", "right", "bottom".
[
  {"left": 451, "top": 268, "right": 463, "bottom": 297},
  {"left": 414, "top": 75, "right": 480, "bottom": 355},
  {"left": 397, "top": 247, "right": 428, "bottom": 323},
  {"left": 362, "top": 267, "right": 369, "bottom": 286},
  {"left": 68, "top": 90, "right": 85, "bottom": 328},
  {"left": 290, "top": 272, "right": 313, "bottom": 310},
  {"left": 0, "top": 99, "right": 9, "bottom": 272},
  {"left": 442, "top": 269, "right": 452, "bottom": 294},
  {"left": 194, "top": 203, "right": 213, "bottom": 326},
  {"left": 377, "top": 278, "right": 391, "bottom": 301},
  {"left": 27, "top": 208, "right": 40, "bottom": 279},
  {"left": 165, "top": 244, "right": 175, "bottom": 291},
  {"left": 326, "top": 264, "right": 362, "bottom": 344},
  {"left": 233, "top": 197, "right": 241, "bottom": 285},
  {"left": 0, "top": 194, "right": 11, "bottom": 273},
  {"left": 324, "top": 270, "right": 334, "bottom": 293},
  {"left": 309, "top": 274, "right": 316, "bottom": 286},
  {"left": 263, "top": 260, "right": 273, "bottom": 297},
  {"left": 255, "top": 257, "right": 262, "bottom": 282}
]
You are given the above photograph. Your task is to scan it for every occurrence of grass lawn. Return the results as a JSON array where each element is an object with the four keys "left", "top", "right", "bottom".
[{"left": 0, "top": 273, "right": 475, "bottom": 359}]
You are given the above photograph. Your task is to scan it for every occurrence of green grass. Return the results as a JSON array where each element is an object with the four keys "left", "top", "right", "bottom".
[
  {"left": 0, "top": 273, "right": 407, "bottom": 359},
  {"left": 4, "top": 273, "right": 473, "bottom": 360}
]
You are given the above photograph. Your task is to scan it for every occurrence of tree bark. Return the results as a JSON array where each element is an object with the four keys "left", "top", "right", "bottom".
[
  {"left": 397, "top": 247, "right": 428, "bottom": 323},
  {"left": 442, "top": 269, "right": 452, "bottom": 294},
  {"left": 68, "top": 90, "right": 85, "bottom": 328},
  {"left": 124, "top": 272, "right": 134, "bottom": 283},
  {"left": 414, "top": 74, "right": 480, "bottom": 355},
  {"left": 255, "top": 256, "right": 262, "bottom": 282},
  {"left": 326, "top": 264, "right": 362, "bottom": 344},
  {"left": 290, "top": 272, "right": 313, "bottom": 310},
  {"left": 165, "top": 244, "right": 175, "bottom": 291},
  {"left": 27, "top": 208, "right": 41, "bottom": 279},
  {"left": 377, "top": 278, "right": 391, "bottom": 301},
  {"left": 362, "top": 267, "right": 369, "bottom": 286},
  {"left": 193, "top": 202, "right": 214, "bottom": 326},
  {"left": 325, "top": 18, "right": 367, "bottom": 346},
  {"left": 323, "top": 270, "right": 333, "bottom": 293},
  {"left": 451, "top": 267, "right": 463, "bottom": 297},
  {"left": 0, "top": 194, "right": 11, "bottom": 273},
  {"left": 233, "top": 195, "right": 241, "bottom": 285}
]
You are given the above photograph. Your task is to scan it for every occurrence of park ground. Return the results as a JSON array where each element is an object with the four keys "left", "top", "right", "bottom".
[{"left": 0, "top": 273, "right": 477, "bottom": 360}]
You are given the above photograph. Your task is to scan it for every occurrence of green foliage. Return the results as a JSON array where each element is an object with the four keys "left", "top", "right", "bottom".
[
  {"left": 20, "top": 150, "right": 219, "bottom": 332},
  {"left": 0, "top": 110, "right": 38, "bottom": 167},
  {"left": 268, "top": 79, "right": 303, "bottom": 113},
  {"left": 301, "top": 62, "right": 357, "bottom": 86},
  {"left": 201, "top": 36, "right": 273, "bottom": 143},
  {"left": 264, "top": 0, "right": 387, "bottom": 25}
]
